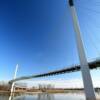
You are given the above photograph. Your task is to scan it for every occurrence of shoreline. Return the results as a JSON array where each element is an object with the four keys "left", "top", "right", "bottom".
[{"left": 0, "top": 89, "right": 100, "bottom": 94}]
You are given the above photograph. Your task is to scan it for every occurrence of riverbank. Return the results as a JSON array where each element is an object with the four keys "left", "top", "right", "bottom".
[
  {"left": 0, "top": 90, "right": 42, "bottom": 95},
  {"left": 0, "top": 89, "right": 99, "bottom": 94},
  {"left": 0, "top": 89, "right": 83, "bottom": 94}
]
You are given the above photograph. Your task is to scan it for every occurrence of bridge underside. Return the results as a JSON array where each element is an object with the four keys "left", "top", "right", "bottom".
[{"left": 9, "top": 59, "right": 100, "bottom": 83}]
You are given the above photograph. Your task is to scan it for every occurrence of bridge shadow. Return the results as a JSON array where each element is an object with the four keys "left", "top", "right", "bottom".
[{"left": 37, "top": 93, "right": 54, "bottom": 100}]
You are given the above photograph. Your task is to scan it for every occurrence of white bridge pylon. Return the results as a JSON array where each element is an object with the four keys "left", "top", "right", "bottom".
[
  {"left": 9, "top": 64, "right": 19, "bottom": 100},
  {"left": 68, "top": 0, "right": 96, "bottom": 100}
]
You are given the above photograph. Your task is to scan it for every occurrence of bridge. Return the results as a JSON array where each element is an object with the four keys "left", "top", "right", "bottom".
[
  {"left": 9, "top": 58, "right": 100, "bottom": 83},
  {"left": 8, "top": 0, "right": 99, "bottom": 100}
]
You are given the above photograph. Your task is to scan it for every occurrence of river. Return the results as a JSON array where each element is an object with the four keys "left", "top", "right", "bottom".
[{"left": 0, "top": 93, "right": 100, "bottom": 100}]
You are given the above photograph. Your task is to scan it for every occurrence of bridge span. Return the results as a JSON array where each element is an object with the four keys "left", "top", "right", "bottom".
[{"left": 9, "top": 59, "right": 100, "bottom": 83}]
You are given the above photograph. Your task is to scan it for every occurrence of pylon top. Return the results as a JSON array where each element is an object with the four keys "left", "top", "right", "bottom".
[{"left": 69, "top": 0, "right": 74, "bottom": 6}]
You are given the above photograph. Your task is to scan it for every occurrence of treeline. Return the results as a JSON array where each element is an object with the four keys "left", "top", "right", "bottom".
[
  {"left": 0, "top": 81, "right": 10, "bottom": 91},
  {"left": 64, "top": 87, "right": 100, "bottom": 92}
]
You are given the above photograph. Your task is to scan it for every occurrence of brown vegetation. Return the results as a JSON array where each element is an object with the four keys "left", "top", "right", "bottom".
[{"left": 0, "top": 82, "right": 10, "bottom": 91}]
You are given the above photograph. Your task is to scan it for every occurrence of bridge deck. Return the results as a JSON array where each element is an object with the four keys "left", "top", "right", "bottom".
[{"left": 9, "top": 59, "right": 100, "bottom": 83}]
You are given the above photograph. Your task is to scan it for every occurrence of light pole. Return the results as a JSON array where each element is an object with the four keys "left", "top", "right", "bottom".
[{"left": 68, "top": 0, "right": 96, "bottom": 100}]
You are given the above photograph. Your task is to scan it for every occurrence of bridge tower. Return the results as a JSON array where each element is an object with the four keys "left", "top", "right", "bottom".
[
  {"left": 68, "top": 0, "right": 96, "bottom": 100},
  {"left": 9, "top": 64, "right": 19, "bottom": 100}
]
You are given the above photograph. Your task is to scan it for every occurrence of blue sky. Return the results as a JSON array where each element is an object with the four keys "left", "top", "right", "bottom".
[{"left": 0, "top": 0, "right": 100, "bottom": 87}]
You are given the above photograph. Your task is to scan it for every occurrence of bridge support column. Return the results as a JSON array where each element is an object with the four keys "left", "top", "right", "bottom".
[
  {"left": 68, "top": 0, "right": 96, "bottom": 100},
  {"left": 9, "top": 64, "right": 19, "bottom": 100}
]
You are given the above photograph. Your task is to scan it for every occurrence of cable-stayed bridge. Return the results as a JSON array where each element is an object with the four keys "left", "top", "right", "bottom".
[
  {"left": 8, "top": 0, "right": 100, "bottom": 99},
  {"left": 9, "top": 58, "right": 100, "bottom": 83}
]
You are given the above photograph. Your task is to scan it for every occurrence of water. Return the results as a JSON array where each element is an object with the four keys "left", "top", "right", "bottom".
[{"left": 0, "top": 93, "right": 100, "bottom": 100}]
